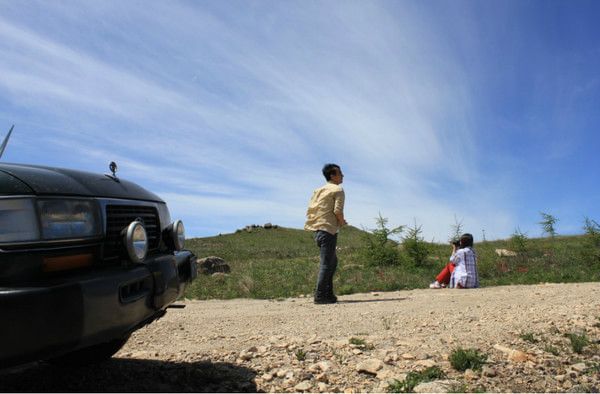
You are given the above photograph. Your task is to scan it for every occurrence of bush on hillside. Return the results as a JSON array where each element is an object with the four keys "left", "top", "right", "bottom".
[
  {"left": 539, "top": 212, "right": 558, "bottom": 238},
  {"left": 449, "top": 215, "right": 464, "bottom": 243},
  {"left": 509, "top": 227, "right": 529, "bottom": 267},
  {"left": 581, "top": 217, "right": 600, "bottom": 263},
  {"left": 510, "top": 228, "right": 529, "bottom": 255},
  {"left": 360, "top": 214, "right": 403, "bottom": 266},
  {"left": 402, "top": 220, "right": 430, "bottom": 267},
  {"left": 584, "top": 217, "right": 600, "bottom": 247}
]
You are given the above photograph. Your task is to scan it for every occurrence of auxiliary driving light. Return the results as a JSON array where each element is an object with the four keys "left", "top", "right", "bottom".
[
  {"left": 170, "top": 220, "right": 185, "bottom": 251},
  {"left": 124, "top": 220, "right": 148, "bottom": 263}
]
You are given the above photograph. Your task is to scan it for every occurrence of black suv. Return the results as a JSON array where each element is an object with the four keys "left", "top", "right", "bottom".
[{"left": 0, "top": 162, "right": 197, "bottom": 367}]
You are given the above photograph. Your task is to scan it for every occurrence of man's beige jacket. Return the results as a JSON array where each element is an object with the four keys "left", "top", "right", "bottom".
[{"left": 304, "top": 182, "right": 345, "bottom": 235}]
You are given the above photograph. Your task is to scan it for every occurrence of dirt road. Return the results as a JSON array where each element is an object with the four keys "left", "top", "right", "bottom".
[{"left": 2, "top": 283, "right": 600, "bottom": 392}]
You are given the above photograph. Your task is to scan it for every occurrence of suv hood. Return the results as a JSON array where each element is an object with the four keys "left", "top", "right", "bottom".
[{"left": 0, "top": 163, "right": 163, "bottom": 202}]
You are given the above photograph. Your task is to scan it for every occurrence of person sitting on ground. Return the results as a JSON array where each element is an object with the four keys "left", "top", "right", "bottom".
[{"left": 430, "top": 233, "right": 479, "bottom": 289}]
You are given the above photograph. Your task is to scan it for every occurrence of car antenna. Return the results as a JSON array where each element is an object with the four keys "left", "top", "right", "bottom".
[{"left": 0, "top": 125, "right": 14, "bottom": 160}]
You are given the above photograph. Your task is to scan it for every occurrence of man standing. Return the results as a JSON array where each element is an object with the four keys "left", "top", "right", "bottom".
[{"left": 305, "top": 163, "right": 347, "bottom": 304}]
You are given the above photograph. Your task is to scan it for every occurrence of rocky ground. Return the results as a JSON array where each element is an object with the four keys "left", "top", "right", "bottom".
[{"left": 2, "top": 282, "right": 600, "bottom": 392}]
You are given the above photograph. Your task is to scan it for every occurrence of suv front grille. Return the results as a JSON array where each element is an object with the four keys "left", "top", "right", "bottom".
[{"left": 104, "top": 205, "right": 160, "bottom": 261}]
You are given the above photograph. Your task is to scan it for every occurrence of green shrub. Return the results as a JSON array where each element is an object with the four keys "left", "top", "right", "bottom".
[
  {"left": 511, "top": 228, "right": 529, "bottom": 256},
  {"left": 388, "top": 366, "right": 445, "bottom": 393},
  {"left": 449, "top": 348, "right": 487, "bottom": 371},
  {"left": 402, "top": 220, "right": 429, "bottom": 266},
  {"left": 586, "top": 362, "right": 600, "bottom": 374},
  {"left": 539, "top": 212, "right": 558, "bottom": 238},
  {"left": 584, "top": 217, "right": 600, "bottom": 234},
  {"left": 294, "top": 349, "right": 306, "bottom": 361},
  {"left": 449, "top": 215, "right": 464, "bottom": 243},
  {"left": 519, "top": 332, "right": 538, "bottom": 343},
  {"left": 361, "top": 214, "right": 403, "bottom": 266},
  {"left": 349, "top": 337, "right": 374, "bottom": 350},
  {"left": 584, "top": 217, "right": 600, "bottom": 250},
  {"left": 349, "top": 337, "right": 366, "bottom": 347},
  {"left": 544, "top": 344, "right": 560, "bottom": 356},
  {"left": 567, "top": 333, "right": 589, "bottom": 354}
]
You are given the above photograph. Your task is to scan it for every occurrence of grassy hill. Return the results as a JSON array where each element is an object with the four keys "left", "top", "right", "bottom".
[{"left": 184, "top": 226, "right": 600, "bottom": 300}]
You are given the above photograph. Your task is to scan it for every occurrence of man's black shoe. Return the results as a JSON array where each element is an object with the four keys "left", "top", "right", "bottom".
[{"left": 314, "top": 296, "right": 337, "bottom": 304}]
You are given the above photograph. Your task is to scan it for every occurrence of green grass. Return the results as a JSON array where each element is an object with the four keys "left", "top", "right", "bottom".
[
  {"left": 449, "top": 348, "right": 487, "bottom": 371},
  {"left": 388, "top": 366, "right": 446, "bottom": 393},
  {"left": 519, "top": 332, "right": 538, "bottom": 343},
  {"left": 586, "top": 363, "right": 600, "bottom": 374},
  {"left": 567, "top": 333, "right": 590, "bottom": 354},
  {"left": 544, "top": 344, "right": 560, "bottom": 356},
  {"left": 184, "top": 226, "right": 600, "bottom": 300},
  {"left": 349, "top": 337, "right": 367, "bottom": 347},
  {"left": 348, "top": 337, "right": 374, "bottom": 350},
  {"left": 294, "top": 349, "right": 306, "bottom": 361}
]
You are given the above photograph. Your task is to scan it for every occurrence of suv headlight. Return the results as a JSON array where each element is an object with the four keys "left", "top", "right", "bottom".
[
  {"left": 0, "top": 197, "right": 101, "bottom": 243},
  {"left": 0, "top": 198, "right": 40, "bottom": 242},
  {"left": 38, "top": 199, "right": 101, "bottom": 239}
]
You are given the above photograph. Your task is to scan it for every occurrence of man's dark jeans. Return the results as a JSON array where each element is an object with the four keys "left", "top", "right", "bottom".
[{"left": 314, "top": 230, "right": 338, "bottom": 299}]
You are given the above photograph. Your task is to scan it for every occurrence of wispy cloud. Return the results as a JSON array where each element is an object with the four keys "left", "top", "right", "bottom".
[{"left": 3, "top": 0, "right": 594, "bottom": 240}]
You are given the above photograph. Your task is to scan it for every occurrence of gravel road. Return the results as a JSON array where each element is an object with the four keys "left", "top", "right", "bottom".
[{"left": 2, "top": 282, "right": 600, "bottom": 392}]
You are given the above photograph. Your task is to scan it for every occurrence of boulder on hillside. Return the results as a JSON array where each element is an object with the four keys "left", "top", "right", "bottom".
[
  {"left": 264, "top": 222, "right": 273, "bottom": 229},
  {"left": 198, "top": 256, "right": 231, "bottom": 275},
  {"left": 495, "top": 248, "right": 517, "bottom": 257}
]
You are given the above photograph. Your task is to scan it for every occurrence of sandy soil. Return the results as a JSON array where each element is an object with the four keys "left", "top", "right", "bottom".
[{"left": 2, "top": 282, "right": 600, "bottom": 392}]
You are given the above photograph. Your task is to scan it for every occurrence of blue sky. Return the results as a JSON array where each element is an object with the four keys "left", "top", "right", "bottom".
[{"left": 1, "top": 0, "right": 599, "bottom": 242}]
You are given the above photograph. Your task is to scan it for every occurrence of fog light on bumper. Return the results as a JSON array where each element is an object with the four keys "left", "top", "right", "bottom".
[
  {"left": 168, "top": 220, "right": 185, "bottom": 251},
  {"left": 124, "top": 221, "right": 148, "bottom": 263}
]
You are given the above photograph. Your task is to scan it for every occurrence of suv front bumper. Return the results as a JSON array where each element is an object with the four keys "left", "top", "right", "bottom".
[{"left": 0, "top": 250, "right": 196, "bottom": 367}]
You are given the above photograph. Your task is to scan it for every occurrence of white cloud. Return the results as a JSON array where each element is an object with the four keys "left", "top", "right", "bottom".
[{"left": 0, "top": 1, "right": 520, "bottom": 240}]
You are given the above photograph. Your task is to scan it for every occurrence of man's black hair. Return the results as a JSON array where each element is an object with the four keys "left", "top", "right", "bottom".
[
  {"left": 322, "top": 163, "right": 341, "bottom": 181},
  {"left": 459, "top": 233, "right": 474, "bottom": 248}
]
